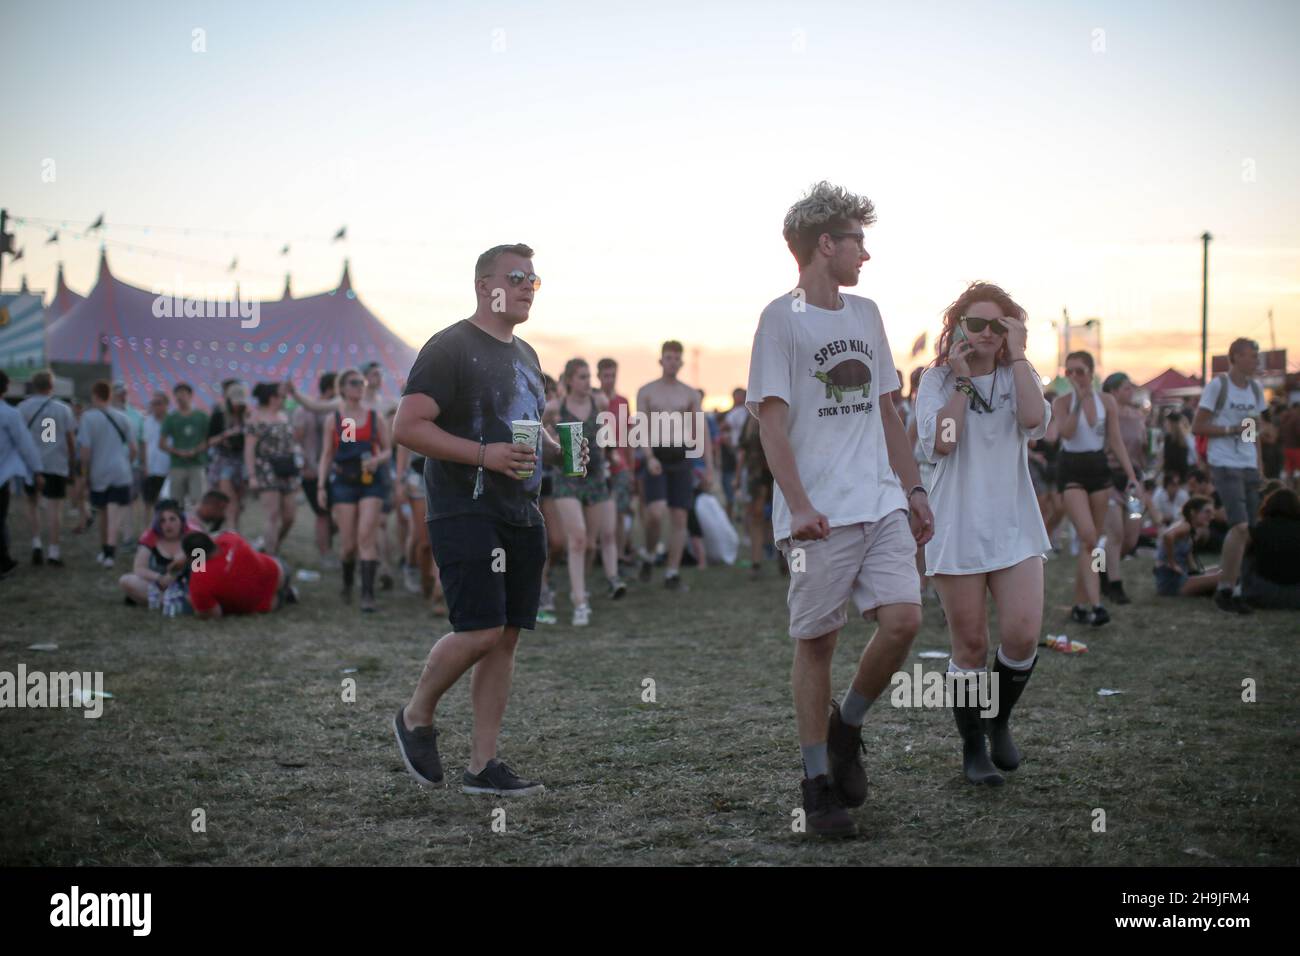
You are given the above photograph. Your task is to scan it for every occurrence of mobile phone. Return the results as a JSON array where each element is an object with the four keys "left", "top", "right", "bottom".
[{"left": 952, "top": 324, "right": 969, "bottom": 345}]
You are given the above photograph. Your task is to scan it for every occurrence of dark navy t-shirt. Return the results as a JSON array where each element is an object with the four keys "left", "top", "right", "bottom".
[{"left": 403, "top": 319, "right": 546, "bottom": 527}]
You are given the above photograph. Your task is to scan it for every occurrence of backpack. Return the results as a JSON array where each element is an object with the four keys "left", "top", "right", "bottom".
[{"left": 1211, "top": 374, "right": 1263, "bottom": 414}]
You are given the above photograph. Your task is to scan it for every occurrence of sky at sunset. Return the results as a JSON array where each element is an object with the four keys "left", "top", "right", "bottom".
[{"left": 3, "top": 0, "right": 1297, "bottom": 407}]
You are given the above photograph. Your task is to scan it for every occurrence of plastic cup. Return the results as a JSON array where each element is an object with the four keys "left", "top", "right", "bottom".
[
  {"left": 511, "top": 420, "right": 541, "bottom": 478},
  {"left": 557, "top": 422, "right": 586, "bottom": 477}
]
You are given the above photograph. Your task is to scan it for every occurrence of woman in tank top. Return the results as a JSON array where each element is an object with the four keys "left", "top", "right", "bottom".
[
  {"left": 543, "top": 358, "right": 625, "bottom": 627},
  {"left": 1050, "top": 351, "right": 1138, "bottom": 628},
  {"left": 1153, "top": 496, "right": 1219, "bottom": 597},
  {"left": 1096, "top": 372, "right": 1149, "bottom": 605}
]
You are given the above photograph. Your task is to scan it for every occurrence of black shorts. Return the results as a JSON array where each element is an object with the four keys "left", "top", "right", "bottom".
[
  {"left": 142, "top": 474, "right": 167, "bottom": 505},
  {"left": 1057, "top": 450, "right": 1111, "bottom": 494},
  {"left": 90, "top": 484, "right": 132, "bottom": 508},
  {"left": 1110, "top": 468, "right": 1131, "bottom": 495},
  {"left": 641, "top": 459, "right": 694, "bottom": 510},
  {"left": 24, "top": 473, "right": 68, "bottom": 499},
  {"left": 302, "top": 476, "right": 330, "bottom": 517},
  {"left": 426, "top": 514, "right": 547, "bottom": 632}
]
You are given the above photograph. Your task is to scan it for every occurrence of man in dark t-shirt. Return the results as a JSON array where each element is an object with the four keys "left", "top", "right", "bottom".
[{"left": 391, "top": 242, "right": 587, "bottom": 799}]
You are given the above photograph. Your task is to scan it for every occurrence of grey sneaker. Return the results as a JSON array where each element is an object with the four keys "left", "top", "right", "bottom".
[
  {"left": 393, "top": 706, "right": 443, "bottom": 787},
  {"left": 462, "top": 759, "right": 545, "bottom": 797}
]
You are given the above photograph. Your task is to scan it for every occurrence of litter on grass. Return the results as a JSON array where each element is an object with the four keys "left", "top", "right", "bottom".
[
  {"left": 1098, "top": 688, "right": 1123, "bottom": 696},
  {"left": 27, "top": 643, "right": 58, "bottom": 651}
]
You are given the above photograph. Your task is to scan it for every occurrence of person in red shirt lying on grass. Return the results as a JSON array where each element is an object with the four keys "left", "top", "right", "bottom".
[{"left": 181, "top": 530, "right": 298, "bottom": 619}]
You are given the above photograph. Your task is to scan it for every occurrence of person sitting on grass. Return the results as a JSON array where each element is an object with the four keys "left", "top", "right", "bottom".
[
  {"left": 1150, "top": 471, "right": 1187, "bottom": 526},
  {"left": 1213, "top": 487, "right": 1300, "bottom": 614},
  {"left": 182, "top": 530, "right": 297, "bottom": 619},
  {"left": 119, "top": 499, "right": 200, "bottom": 613},
  {"left": 1153, "top": 496, "right": 1220, "bottom": 598}
]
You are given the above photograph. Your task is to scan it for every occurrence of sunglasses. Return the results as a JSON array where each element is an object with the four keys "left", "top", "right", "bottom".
[
  {"left": 343, "top": 378, "right": 364, "bottom": 387},
  {"left": 961, "top": 316, "right": 1007, "bottom": 335},
  {"left": 1066, "top": 366, "right": 1089, "bottom": 376},
  {"left": 505, "top": 270, "right": 542, "bottom": 291}
]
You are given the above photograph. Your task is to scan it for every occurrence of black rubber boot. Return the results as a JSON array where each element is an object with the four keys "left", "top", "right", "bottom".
[
  {"left": 360, "top": 559, "right": 378, "bottom": 612},
  {"left": 953, "top": 695, "right": 1004, "bottom": 786},
  {"left": 341, "top": 559, "right": 356, "bottom": 604},
  {"left": 986, "top": 655, "right": 1036, "bottom": 772}
]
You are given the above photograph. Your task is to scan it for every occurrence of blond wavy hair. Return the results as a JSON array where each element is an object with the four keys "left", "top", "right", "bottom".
[{"left": 782, "top": 181, "right": 877, "bottom": 267}]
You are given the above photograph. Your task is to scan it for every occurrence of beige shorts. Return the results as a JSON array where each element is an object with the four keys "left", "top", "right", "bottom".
[{"left": 777, "top": 511, "right": 921, "bottom": 640}]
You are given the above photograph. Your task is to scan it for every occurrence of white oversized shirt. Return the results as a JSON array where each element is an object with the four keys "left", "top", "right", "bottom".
[
  {"left": 745, "top": 292, "right": 906, "bottom": 542},
  {"left": 917, "top": 364, "right": 1052, "bottom": 575}
]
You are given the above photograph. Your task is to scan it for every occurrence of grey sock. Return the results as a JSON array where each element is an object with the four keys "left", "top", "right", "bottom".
[
  {"left": 801, "top": 743, "right": 829, "bottom": 779},
  {"left": 840, "top": 688, "right": 871, "bottom": 727}
]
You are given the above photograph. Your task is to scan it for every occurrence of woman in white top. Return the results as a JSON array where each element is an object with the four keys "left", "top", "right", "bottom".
[
  {"left": 917, "top": 282, "right": 1051, "bottom": 786},
  {"left": 1051, "top": 351, "right": 1138, "bottom": 627}
]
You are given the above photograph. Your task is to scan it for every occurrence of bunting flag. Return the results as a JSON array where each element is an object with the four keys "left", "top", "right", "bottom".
[{"left": 332, "top": 226, "right": 347, "bottom": 242}]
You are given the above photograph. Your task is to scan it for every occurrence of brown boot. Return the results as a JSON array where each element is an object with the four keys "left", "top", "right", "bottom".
[{"left": 800, "top": 774, "right": 856, "bottom": 838}]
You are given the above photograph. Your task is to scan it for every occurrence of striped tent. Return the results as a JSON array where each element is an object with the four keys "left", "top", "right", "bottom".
[
  {"left": 46, "top": 251, "right": 417, "bottom": 409},
  {"left": 0, "top": 277, "right": 47, "bottom": 369}
]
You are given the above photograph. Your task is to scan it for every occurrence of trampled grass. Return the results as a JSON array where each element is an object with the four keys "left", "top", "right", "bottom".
[{"left": 2, "top": 508, "right": 1297, "bottom": 866}]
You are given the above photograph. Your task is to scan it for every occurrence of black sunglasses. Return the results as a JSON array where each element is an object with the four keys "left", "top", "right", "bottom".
[
  {"left": 961, "top": 316, "right": 1007, "bottom": 334},
  {"left": 506, "top": 270, "right": 542, "bottom": 291}
]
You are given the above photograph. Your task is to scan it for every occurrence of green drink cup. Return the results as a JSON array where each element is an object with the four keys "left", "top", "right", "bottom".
[
  {"left": 557, "top": 421, "right": 586, "bottom": 477},
  {"left": 511, "top": 419, "right": 541, "bottom": 478}
]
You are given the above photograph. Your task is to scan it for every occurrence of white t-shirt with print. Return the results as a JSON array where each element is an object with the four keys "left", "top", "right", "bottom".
[
  {"left": 916, "top": 364, "right": 1052, "bottom": 575},
  {"left": 745, "top": 292, "right": 906, "bottom": 542},
  {"left": 1198, "top": 375, "right": 1264, "bottom": 469}
]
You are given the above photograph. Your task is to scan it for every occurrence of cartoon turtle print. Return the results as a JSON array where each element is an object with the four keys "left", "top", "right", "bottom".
[{"left": 811, "top": 359, "right": 872, "bottom": 404}]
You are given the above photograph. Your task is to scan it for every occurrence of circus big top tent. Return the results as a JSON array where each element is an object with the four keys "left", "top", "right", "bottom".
[{"left": 45, "top": 251, "right": 417, "bottom": 409}]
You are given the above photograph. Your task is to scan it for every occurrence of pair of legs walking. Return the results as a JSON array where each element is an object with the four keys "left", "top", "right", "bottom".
[{"left": 934, "top": 557, "right": 1042, "bottom": 786}]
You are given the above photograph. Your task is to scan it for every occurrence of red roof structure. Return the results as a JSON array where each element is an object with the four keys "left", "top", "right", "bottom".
[
  {"left": 1141, "top": 367, "right": 1203, "bottom": 396},
  {"left": 45, "top": 252, "right": 416, "bottom": 408}
]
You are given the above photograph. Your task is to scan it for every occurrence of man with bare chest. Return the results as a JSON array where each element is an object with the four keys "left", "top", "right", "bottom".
[{"left": 635, "top": 340, "right": 712, "bottom": 589}]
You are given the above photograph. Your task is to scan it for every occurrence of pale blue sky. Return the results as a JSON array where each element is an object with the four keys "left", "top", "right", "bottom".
[{"left": 3, "top": 0, "right": 1297, "bottom": 397}]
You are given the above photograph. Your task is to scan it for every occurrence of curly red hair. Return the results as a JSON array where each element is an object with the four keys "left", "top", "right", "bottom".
[{"left": 929, "top": 281, "right": 1026, "bottom": 370}]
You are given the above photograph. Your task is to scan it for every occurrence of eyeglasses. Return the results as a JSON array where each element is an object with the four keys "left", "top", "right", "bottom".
[
  {"left": 1066, "top": 366, "right": 1090, "bottom": 376},
  {"left": 961, "top": 316, "right": 1007, "bottom": 335},
  {"left": 343, "top": 378, "right": 364, "bottom": 388},
  {"left": 505, "top": 270, "right": 542, "bottom": 291},
  {"left": 829, "top": 232, "right": 866, "bottom": 249}
]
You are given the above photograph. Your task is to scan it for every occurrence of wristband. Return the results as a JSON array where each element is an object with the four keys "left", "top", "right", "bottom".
[
  {"left": 907, "top": 485, "right": 927, "bottom": 500},
  {"left": 472, "top": 438, "right": 486, "bottom": 500}
]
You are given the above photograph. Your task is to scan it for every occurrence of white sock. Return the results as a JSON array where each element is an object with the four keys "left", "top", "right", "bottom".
[
  {"left": 32, "top": 536, "right": 42, "bottom": 549},
  {"left": 996, "top": 646, "right": 1037, "bottom": 670},
  {"left": 48, "top": 545, "right": 60, "bottom": 559}
]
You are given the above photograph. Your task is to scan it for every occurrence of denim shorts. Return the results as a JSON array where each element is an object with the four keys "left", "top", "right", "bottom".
[
  {"left": 1153, "top": 565, "right": 1188, "bottom": 596},
  {"left": 328, "top": 468, "right": 389, "bottom": 505}
]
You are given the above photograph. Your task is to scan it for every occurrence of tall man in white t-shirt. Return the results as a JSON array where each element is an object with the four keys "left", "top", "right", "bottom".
[
  {"left": 1193, "top": 338, "right": 1265, "bottom": 527},
  {"left": 746, "top": 182, "right": 934, "bottom": 838}
]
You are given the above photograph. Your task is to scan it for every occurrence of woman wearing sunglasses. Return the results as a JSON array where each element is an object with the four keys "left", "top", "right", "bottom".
[
  {"left": 1051, "top": 351, "right": 1139, "bottom": 627},
  {"left": 916, "top": 282, "right": 1051, "bottom": 786},
  {"left": 318, "top": 367, "right": 392, "bottom": 612}
]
